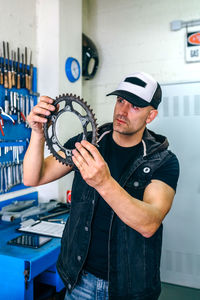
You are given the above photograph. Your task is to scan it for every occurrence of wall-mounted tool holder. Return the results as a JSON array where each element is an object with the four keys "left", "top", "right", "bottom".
[{"left": 0, "top": 41, "right": 38, "bottom": 195}]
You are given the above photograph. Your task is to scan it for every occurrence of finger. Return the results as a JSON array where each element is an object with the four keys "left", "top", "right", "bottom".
[
  {"left": 38, "top": 101, "right": 56, "bottom": 112},
  {"left": 27, "top": 113, "right": 47, "bottom": 124},
  {"left": 80, "top": 140, "right": 101, "bottom": 162},
  {"left": 72, "top": 154, "right": 81, "bottom": 169},
  {"left": 74, "top": 142, "right": 94, "bottom": 162},
  {"left": 72, "top": 149, "right": 88, "bottom": 166},
  {"left": 32, "top": 106, "right": 51, "bottom": 117},
  {"left": 40, "top": 96, "right": 54, "bottom": 104},
  {"left": 72, "top": 150, "right": 87, "bottom": 170}
]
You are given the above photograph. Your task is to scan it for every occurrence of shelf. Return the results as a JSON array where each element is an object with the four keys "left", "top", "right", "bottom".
[{"left": 0, "top": 141, "right": 27, "bottom": 147}]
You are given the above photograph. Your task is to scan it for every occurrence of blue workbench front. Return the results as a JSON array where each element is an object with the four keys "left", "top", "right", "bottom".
[{"left": 0, "top": 193, "right": 68, "bottom": 300}]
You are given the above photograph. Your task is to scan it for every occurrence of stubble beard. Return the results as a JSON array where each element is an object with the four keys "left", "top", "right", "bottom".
[
  {"left": 113, "top": 116, "right": 146, "bottom": 136},
  {"left": 113, "top": 127, "right": 141, "bottom": 136},
  {"left": 113, "top": 119, "right": 137, "bottom": 136}
]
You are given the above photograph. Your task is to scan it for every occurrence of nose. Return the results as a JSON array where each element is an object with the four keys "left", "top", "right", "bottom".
[{"left": 120, "top": 101, "right": 130, "bottom": 115}]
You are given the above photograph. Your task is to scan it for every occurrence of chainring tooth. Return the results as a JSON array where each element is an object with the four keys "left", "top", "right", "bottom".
[{"left": 43, "top": 94, "right": 98, "bottom": 166}]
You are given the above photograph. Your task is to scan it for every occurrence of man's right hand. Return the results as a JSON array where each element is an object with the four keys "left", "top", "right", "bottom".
[{"left": 27, "top": 96, "right": 56, "bottom": 136}]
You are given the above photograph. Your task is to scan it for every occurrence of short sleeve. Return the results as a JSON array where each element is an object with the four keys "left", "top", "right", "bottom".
[{"left": 151, "top": 154, "right": 180, "bottom": 191}]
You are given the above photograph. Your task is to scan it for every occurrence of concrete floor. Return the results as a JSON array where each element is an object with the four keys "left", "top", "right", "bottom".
[{"left": 160, "top": 283, "right": 200, "bottom": 300}]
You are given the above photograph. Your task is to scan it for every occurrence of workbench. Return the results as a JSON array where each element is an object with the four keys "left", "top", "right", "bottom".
[{"left": 0, "top": 192, "right": 67, "bottom": 300}]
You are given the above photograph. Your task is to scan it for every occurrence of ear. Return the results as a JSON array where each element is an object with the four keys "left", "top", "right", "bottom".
[{"left": 146, "top": 109, "right": 158, "bottom": 124}]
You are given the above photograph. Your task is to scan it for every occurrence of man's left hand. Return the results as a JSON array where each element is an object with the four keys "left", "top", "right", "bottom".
[{"left": 72, "top": 140, "right": 111, "bottom": 189}]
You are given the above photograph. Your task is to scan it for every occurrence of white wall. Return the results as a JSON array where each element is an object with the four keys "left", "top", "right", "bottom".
[
  {"left": 82, "top": 0, "right": 200, "bottom": 124},
  {"left": 0, "top": 0, "right": 37, "bottom": 62},
  {"left": 35, "top": 0, "right": 60, "bottom": 202},
  {"left": 58, "top": 0, "right": 82, "bottom": 202},
  {"left": 35, "top": 0, "right": 82, "bottom": 202}
]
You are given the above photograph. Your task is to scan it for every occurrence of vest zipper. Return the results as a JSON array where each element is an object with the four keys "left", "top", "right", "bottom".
[
  {"left": 107, "top": 209, "right": 115, "bottom": 298},
  {"left": 71, "top": 190, "right": 97, "bottom": 290}
]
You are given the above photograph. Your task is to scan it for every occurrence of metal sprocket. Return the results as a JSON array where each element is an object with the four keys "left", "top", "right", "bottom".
[{"left": 43, "top": 93, "right": 98, "bottom": 166}]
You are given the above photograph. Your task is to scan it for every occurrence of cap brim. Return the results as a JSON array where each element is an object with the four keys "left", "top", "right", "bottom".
[{"left": 106, "top": 90, "right": 149, "bottom": 108}]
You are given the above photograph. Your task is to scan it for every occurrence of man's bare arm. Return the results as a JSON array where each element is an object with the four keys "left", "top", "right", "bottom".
[
  {"left": 23, "top": 132, "right": 72, "bottom": 186},
  {"left": 23, "top": 96, "right": 73, "bottom": 187},
  {"left": 97, "top": 178, "right": 174, "bottom": 238}
]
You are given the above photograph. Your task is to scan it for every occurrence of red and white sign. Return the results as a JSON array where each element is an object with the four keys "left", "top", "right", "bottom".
[{"left": 186, "top": 31, "right": 200, "bottom": 62}]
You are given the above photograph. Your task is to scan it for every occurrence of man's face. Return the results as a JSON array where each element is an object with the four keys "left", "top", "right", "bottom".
[{"left": 113, "top": 97, "right": 156, "bottom": 136}]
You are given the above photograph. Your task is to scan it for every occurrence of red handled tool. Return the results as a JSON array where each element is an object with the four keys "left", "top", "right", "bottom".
[
  {"left": 0, "top": 115, "right": 4, "bottom": 136},
  {"left": 20, "top": 111, "right": 26, "bottom": 122}
]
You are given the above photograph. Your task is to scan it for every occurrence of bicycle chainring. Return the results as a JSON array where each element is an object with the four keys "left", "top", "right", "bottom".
[{"left": 43, "top": 94, "right": 98, "bottom": 166}]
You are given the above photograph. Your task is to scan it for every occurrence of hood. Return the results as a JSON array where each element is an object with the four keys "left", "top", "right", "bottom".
[
  {"left": 98, "top": 123, "right": 169, "bottom": 157},
  {"left": 142, "top": 128, "right": 169, "bottom": 157}
]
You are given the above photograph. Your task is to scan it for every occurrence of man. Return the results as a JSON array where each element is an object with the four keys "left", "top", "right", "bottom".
[{"left": 23, "top": 72, "right": 179, "bottom": 300}]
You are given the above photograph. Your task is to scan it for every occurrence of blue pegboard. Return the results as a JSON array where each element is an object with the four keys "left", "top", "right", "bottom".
[{"left": 0, "top": 63, "right": 38, "bottom": 195}]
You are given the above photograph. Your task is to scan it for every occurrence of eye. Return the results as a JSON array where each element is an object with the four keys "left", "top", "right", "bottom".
[
  {"left": 117, "top": 97, "right": 124, "bottom": 103},
  {"left": 131, "top": 105, "right": 140, "bottom": 111}
]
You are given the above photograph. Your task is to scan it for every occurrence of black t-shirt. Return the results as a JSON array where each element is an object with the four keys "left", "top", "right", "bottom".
[{"left": 65, "top": 132, "right": 179, "bottom": 280}]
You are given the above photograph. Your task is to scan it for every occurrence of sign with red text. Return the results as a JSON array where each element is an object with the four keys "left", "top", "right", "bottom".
[{"left": 186, "top": 31, "right": 200, "bottom": 62}]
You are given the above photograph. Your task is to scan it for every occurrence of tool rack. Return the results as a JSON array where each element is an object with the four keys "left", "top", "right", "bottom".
[{"left": 0, "top": 59, "right": 37, "bottom": 195}]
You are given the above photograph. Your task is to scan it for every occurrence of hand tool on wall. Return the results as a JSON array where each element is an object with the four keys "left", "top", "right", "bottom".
[
  {"left": 15, "top": 94, "right": 26, "bottom": 124},
  {"left": 0, "top": 106, "right": 15, "bottom": 124},
  {"left": 3, "top": 163, "right": 8, "bottom": 192},
  {"left": 21, "top": 94, "right": 25, "bottom": 116},
  {"left": 21, "top": 53, "right": 25, "bottom": 88},
  {"left": 25, "top": 95, "right": 29, "bottom": 118},
  {"left": 13, "top": 51, "right": 17, "bottom": 88},
  {"left": 11, "top": 50, "right": 15, "bottom": 87},
  {"left": 7, "top": 42, "right": 12, "bottom": 89},
  {"left": 13, "top": 92, "right": 17, "bottom": 114},
  {"left": 0, "top": 115, "right": 4, "bottom": 136},
  {"left": 0, "top": 166, "right": 3, "bottom": 194},
  {"left": 19, "top": 95, "right": 26, "bottom": 123},
  {"left": 29, "top": 51, "right": 33, "bottom": 92},
  {"left": 25, "top": 47, "right": 29, "bottom": 89},
  {"left": 20, "top": 111, "right": 26, "bottom": 123},
  {"left": 3, "top": 41, "right": 8, "bottom": 88},
  {"left": 10, "top": 91, "right": 14, "bottom": 114},
  {"left": 0, "top": 51, "right": 3, "bottom": 85},
  {"left": 17, "top": 47, "right": 21, "bottom": 89},
  {"left": 17, "top": 94, "right": 21, "bottom": 123},
  {"left": 30, "top": 95, "right": 34, "bottom": 112},
  {"left": 7, "top": 163, "right": 12, "bottom": 190},
  {"left": 4, "top": 89, "right": 10, "bottom": 115}
]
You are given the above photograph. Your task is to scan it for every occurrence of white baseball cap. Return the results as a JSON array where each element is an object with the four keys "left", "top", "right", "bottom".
[{"left": 106, "top": 72, "right": 162, "bottom": 109}]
